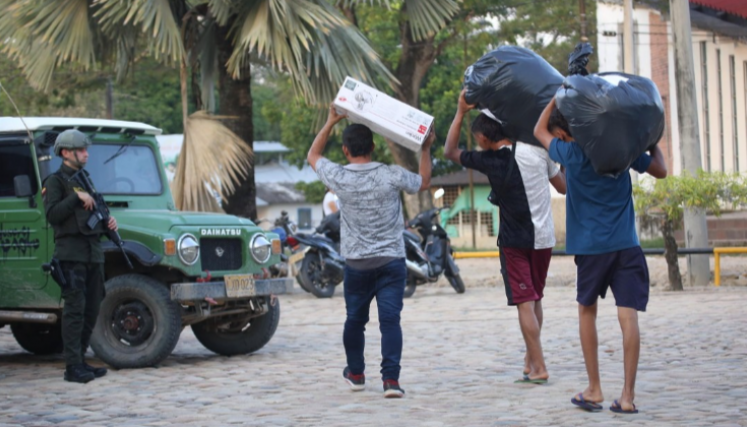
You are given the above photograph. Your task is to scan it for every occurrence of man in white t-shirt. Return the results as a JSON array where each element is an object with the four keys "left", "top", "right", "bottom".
[
  {"left": 444, "top": 89, "right": 566, "bottom": 385},
  {"left": 322, "top": 189, "right": 339, "bottom": 216}
]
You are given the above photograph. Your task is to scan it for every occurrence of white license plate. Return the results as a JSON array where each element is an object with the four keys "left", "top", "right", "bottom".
[{"left": 224, "top": 274, "right": 256, "bottom": 298}]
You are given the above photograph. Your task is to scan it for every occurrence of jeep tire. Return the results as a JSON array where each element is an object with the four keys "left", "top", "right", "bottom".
[
  {"left": 10, "top": 322, "right": 63, "bottom": 355},
  {"left": 191, "top": 299, "right": 280, "bottom": 356},
  {"left": 90, "top": 274, "right": 181, "bottom": 369}
]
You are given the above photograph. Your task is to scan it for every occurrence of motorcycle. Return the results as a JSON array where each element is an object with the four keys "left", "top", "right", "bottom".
[
  {"left": 403, "top": 192, "right": 465, "bottom": 297},
  {"left": 260, "top": 211, "right": 300, "bottom": 279},
  {"left": 292, "top": 212, "right": 345, "bottom": 298}
]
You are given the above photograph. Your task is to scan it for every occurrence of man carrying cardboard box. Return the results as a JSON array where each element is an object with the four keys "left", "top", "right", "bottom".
[{"left": 308, "top": 103, "right": 435, "bottom": 398}]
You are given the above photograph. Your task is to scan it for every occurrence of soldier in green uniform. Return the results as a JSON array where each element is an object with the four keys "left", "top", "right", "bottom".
[{"left": 43, "top": 129, "right": 117, "bottom": 383}]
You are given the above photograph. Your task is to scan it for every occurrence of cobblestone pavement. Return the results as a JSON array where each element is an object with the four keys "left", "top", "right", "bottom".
[{"left": 1, "top": 257, "right": 746, "bottom": 427}]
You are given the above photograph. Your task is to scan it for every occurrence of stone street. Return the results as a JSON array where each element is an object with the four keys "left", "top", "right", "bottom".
[{"left": 1, "top": 257, "right": 746, "bottom": 427}]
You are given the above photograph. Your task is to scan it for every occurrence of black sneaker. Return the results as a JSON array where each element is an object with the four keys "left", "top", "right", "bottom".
[
  {"left": 83, "top": 362, "right": 108, "bottom": 378},
  {"left": 383, "top": 379, "right": 405, "bottom": 398},
  {"left": 64, "top": 364, "right": 95, "bottom": 384},
  {"left": 342, "top": 367, "right": 365, "bottom": 391}
]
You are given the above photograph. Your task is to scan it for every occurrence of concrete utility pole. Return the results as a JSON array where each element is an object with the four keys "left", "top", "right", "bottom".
[
  {"left": 579, "top": 0, "right": 588, "bottom": 42},
  {"left": 623, "top": 0, "right": 640, "bottom": 236},
  {"left": 623, "top": 0, "right": 635, "bottom": 74},
  {"left": 669, "top": 0, "right": 710, "bottom": 286}
]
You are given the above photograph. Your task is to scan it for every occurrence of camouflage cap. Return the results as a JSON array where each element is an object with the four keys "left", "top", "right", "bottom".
[{"left": 54, "top": 129, "right": 91, "bottom": 156}]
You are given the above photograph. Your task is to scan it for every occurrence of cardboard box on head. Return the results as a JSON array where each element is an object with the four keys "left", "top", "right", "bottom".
[{"left": 333, "top": 77, "right": 434, "bottom": 152}]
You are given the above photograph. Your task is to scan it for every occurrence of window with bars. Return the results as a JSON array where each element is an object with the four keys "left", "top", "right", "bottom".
[
  {"left": 447, "top": 212, "right": 461, "bottom": 225},
  {"left": 730, "top": 55, "right": 739, "bottom": 172},
  {"left": 443, "top": 186, "right": 460, "bottom": 207},
  {"left": 480, "top": 212, "right": 496, "bottom": 236},
  {"left": 701, "top": 42, "right": 711, "bottom": 171}
]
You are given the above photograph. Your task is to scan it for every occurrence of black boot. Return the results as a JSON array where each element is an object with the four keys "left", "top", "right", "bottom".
[
  {"left": 64, "top": 364, "right": 95, "bottom": 383},
  {"left": 82, "top": 362, "right": 107, "bottom": 378}
]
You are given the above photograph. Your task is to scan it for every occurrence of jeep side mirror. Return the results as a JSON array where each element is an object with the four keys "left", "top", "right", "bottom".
[
  {"left": 14, "top": 175, "right": 33, "bottom": 197},
  {"left": 14, "top": 175, "right": 36, "bottom": 208}
]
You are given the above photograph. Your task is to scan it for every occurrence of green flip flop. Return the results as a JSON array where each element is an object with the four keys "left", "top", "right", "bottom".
[{"left": 514, "top": 376, "right": 548, "bottom": 384}]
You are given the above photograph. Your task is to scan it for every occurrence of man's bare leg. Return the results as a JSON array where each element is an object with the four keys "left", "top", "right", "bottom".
[
  {"left": 517, "top": 301, "right": 548, "bottom": 380},
  {"left": 578, "top": 303, "right": 603, "bottom": 402},
  {"left": 524, "top": 300, "right": 545, "bottom": 375},
  {"left": 616, "top": 306, "right": 640, "bottom": 411}
]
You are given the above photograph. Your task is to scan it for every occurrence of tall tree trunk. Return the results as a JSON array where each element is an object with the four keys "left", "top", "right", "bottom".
[
  {"left": 662, "top": 216, "right": 683, "bottom": 290},
  {"left": 216, "top": 27, "right": 256, "bottom": 220},
  {"left": 391, "top": 21, "right": 439, "bottom": 218}
]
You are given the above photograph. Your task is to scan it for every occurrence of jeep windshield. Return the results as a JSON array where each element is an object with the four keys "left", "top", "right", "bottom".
[{"left": 50, "top": 143, "right": 163, "bottom": 195}]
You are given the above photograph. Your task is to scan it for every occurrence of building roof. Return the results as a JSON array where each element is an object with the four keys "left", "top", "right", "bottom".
[
  {"left": 691, "top": 7, "right": 747, "bottom": 40},
  {"left": 430, "top": 169, "right": 490, "bottom": 187},
  {"left": 691, "top": 0, "right": 747, "bottom": 20},
  {"left": 255, "top": 161, "right": 319, "bottom": 184},
  {"left": 0, "top": 117, "right": 162, "bottom": 135},
  {"left": 254, "top": 141, "right": 290, "bottom": 153},
  {"left": 256, "top": 182, "right": 307, "bottom": 204}
]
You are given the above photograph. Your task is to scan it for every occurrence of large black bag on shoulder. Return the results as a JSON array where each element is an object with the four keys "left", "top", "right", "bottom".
[
  {"left": 555, "top": 72, "right": 665, "bottom": 176},
  {"left": 464, "top": 46, "right": 563, "bottom": 146}
]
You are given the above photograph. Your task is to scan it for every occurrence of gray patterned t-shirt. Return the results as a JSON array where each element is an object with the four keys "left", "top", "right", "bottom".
[{"left": 315, "top": 158, "right": 422, "bottom": 260}]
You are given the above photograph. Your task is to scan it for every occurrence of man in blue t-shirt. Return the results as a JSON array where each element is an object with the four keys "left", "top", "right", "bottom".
[{"left": 534, "top": 97, "right": 667, "bottom": 414}]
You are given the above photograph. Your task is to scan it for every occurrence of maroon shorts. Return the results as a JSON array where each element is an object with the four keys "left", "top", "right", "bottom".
[{"left": 499, "top": 247, "right": 553, "bottom": 306}]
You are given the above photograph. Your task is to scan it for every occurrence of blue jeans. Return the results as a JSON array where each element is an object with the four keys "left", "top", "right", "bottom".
[{"left": 343, "top": 258, "right": 406, "bottom": 381}]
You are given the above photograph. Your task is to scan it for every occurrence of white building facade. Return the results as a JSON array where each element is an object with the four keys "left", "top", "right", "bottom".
[{"left": 597, "top": 1, "right": 747, "bottom": 175}]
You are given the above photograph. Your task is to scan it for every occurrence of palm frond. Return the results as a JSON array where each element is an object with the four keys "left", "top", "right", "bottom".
[
  {"left": 207, "top": 0, "right": 238, "bottom": 26},
  {"left": 0, "top": 0, "right": 97, "bottom": 90},
  {"left": 227, "top": 0, "right": 395, "bottom": 105},
  {"left": 94, "top": 0, "right": 184, "bottom": 63},
  {"left": 171, "top": 111, "right": 254, "bottom": 212},
  {"left": 404, "top": 0, "right": 460, "bottom": 41},
  {"left": 337, "top": 0, "right": 459, "bottom": 41}
]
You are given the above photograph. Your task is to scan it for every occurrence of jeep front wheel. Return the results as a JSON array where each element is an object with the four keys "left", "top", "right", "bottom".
[
  {"left": 10, "top": 322, "right": 63, "bottom": 355},
  {"left": 90, "top": 274, "right": 182, "bottom": 369},
  {"left": 191, "top": 299, "right": 280, "bottom": 356}
]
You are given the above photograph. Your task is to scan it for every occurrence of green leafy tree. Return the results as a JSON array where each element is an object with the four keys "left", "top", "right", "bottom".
[
  {"left": 295, "top": 181, "right": 328, "bottom": 204},
  {"left": 500, "top": 0, "right": 598, "bottom": 73},
  {"left": 0, "top": 0, "right": 406, "bottom": 219},
  {"left": 634, "top": 172, "right": 747, "bottom": 290}
]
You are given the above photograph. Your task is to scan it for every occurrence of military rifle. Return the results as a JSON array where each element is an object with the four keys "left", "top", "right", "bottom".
[{"left": 69, "top": 170, "right": 134, "bottom": 269}]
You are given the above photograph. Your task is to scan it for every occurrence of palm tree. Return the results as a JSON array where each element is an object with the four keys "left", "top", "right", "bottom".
[{"left": 0, "top": 0, "right": 461, "bottom": 218}]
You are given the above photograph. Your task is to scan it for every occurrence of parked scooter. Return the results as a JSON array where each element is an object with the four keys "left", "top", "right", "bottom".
[
  {"left": 293, "top": 212, "right": 345, "bottom": 298},
  {"left": 260, "top": 211, "right": 300, "bottom": 279},
  {"left": 403, "top": 188, "right": 465, "bottom": 297}
]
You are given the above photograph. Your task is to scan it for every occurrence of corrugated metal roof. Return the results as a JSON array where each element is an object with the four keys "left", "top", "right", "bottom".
[
  {"left": 430, "top": 169, "right": 490, "bottom": 187},
  {"left": 256, "top": 182, "right": 306, "bottom": 204},
  {"left": 690, "top": 8, "right": 747, "bottom": 40},
  {"left": 254, "top": 141, "right": 290, "bottom": 153},
  {"left": 691, "top": 0, "right": 747, "bottom": 19}
]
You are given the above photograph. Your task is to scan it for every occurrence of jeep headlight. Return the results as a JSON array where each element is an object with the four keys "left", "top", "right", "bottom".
[
  {"left": 250, "top": 234, "right": 272, "bottom": 264},
  {"left": 177, "top": 234, "right": 200, "bottom": 265}
]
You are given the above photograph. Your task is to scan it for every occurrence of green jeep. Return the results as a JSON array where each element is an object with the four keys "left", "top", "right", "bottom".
[{"left": 0, "top": 117, "right": 291, "bottom": 368}]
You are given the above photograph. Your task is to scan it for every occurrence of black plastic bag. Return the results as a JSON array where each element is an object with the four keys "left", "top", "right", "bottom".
[
  {"left": 567, "top": 42, "right": 593, "bottom": 76},
  {"left": 555, "top": 72, "right": 665, "bottom": 176},
  {"left": 464, "top": 46, "right": 563, "bottom": 146}
]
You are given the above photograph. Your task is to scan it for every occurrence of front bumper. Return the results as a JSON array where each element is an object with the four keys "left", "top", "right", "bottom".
[{"left": 170, "top": 278, "right": 291, "bottom": 302}]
